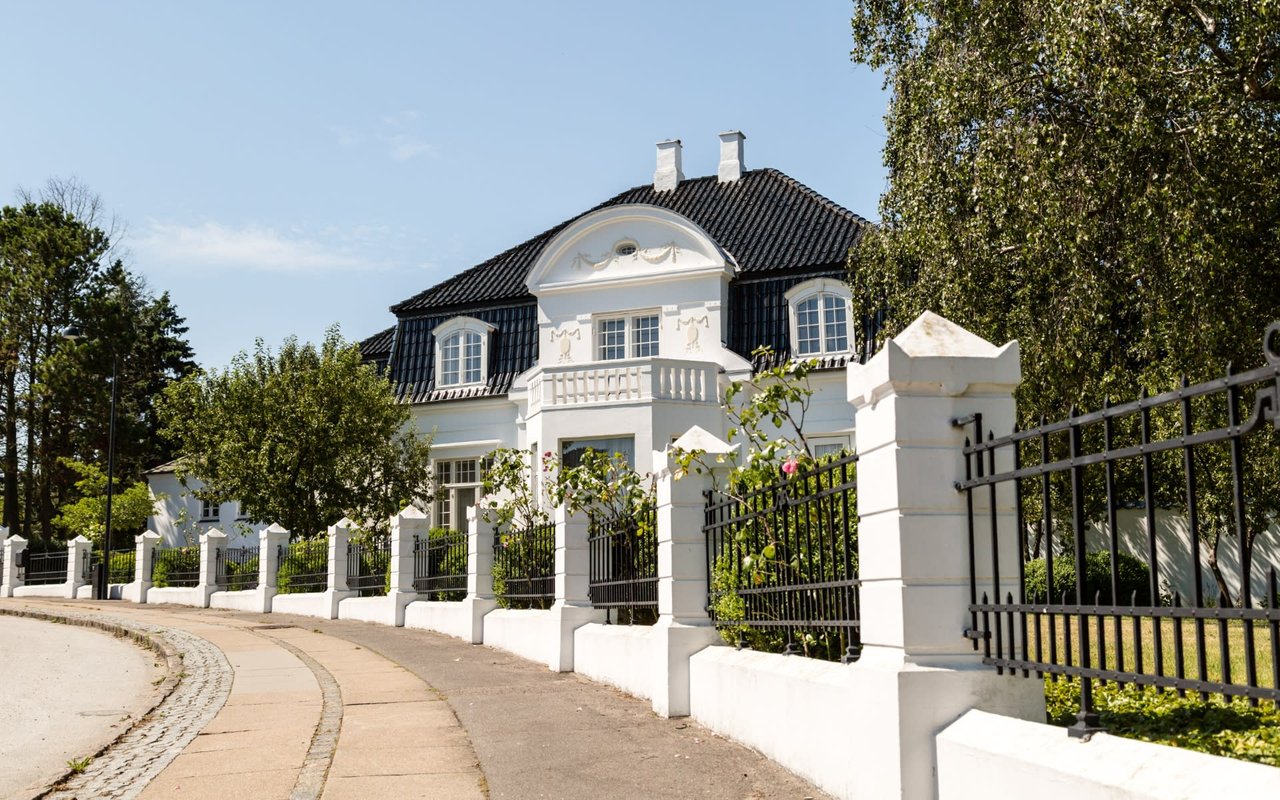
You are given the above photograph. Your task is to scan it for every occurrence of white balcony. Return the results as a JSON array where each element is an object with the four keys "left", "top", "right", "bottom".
[{"left": 527, "top": 358, "right": 721, "bottom": 412}]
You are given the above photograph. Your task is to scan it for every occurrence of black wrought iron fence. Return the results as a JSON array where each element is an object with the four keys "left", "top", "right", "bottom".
[
  {"left": 588, "top": 505, "right": 658, "bottom": 624},
  {"left": 493, "top": 522, "right": 555, "bottom": 609},
  {"left": 217, "top": 545, "right": 261, "bottom": 591},
  {"left": 80, "top": 548, "right": 92, "bottom": 583},
  {"left": 277, "top": 539, "right": 328, "bottom": 594},
  {"left": 703, "top": 451, "right": 861, "bottom": 662},
  {"left": 93, "top": 549, "right": 136, "bottom": 585},
  {"left": 25, "top": 547, "right": 69, "bottom": 586},
  {"left": 347, "top": 534, "right": 391, "bottom": 597},
  {"left": 152, "top": 546, "right": 200, "bottom": 588},
  {"left": 954, "top": 321, "right": 1280, "bottom": 736},
  {"left": 413, "top": 528, "right": 467, "bottom": 601}
]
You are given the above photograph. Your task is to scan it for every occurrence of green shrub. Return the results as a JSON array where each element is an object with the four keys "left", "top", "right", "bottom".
[
  {"left": 1045, "top": 678, "right": 1280, "bottom": 765},
  {"left": 492, "top": 524, "right": 554, "bottom": 609},
  {"left": 420, "top": 527, "right": 467, "bottom": 601},
  {"left": 223, "top": 556, "right": 260, "bottom": 588},
  {"left": 277, "top": 538, "right": 328, "bottom": 594},
  {"left": 151, "top": 547, "right": 199, "bottom": 588},
  {"left": 106, "top": 551, "right": 135, "bottom": 584},
  {"left": 1024, "top": 551, "right": 1150, "bottom": 605}
]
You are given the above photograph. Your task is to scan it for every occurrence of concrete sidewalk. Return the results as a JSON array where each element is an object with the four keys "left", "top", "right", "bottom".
[{"left": 6, "top": 600, "right": 827, "bottom": 799}]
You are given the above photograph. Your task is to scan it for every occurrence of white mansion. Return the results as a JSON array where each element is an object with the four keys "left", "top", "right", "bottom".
[
  {"left": 148, "top": 132, "right": 871, "bottom": 538},
  {"left": 357, "top": 132, "right": 870, "bottom": 530}
]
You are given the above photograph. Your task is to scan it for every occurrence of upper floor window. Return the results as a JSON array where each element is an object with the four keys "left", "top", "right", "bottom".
[
  {"left": 596, "top": 313, "right": 660, "bottom": 360},
  {"left": 785, "top": 279, "right": 852, "bottom": 357},
  {"left": 433, "top": 317, "right": 495, "bottom": 388}
]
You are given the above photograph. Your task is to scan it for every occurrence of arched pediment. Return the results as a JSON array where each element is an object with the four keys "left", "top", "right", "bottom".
[{"left": 525, "top": 204, "right": 736, "bottom": 296}]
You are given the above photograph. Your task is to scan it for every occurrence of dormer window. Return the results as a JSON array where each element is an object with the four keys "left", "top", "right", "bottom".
[
  {"left": 785, "top": 278, "right": 852, "bottom": 357},
  {"left": 433, "top": 316, "right": 496, "bottom": 388}
]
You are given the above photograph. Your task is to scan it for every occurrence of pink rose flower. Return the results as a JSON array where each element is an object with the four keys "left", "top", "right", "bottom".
[{"left": 782, "top": 457, "right": 799, "bottom": 476}]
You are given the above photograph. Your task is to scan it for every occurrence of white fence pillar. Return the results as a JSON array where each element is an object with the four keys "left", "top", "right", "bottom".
[
  {"left": 197, "top": 528, "right": 226, "bottom": 608},
  {"left": 650, "top": 446, "right": 723, "bottom": 718},
  {"left": 124, "top": 531, "right": 159, "bottom": 603},
  {"left": 2, "top": 534, "right": 25, "bottom": 597},
  {"left": 323, "top": 518, "right": 355, "bottom": 618},
  {"left": 845, "top": 311, "right": 1044, "bottom": 799},
  {"left": 546, "top": 505, "right": 605, "bottom": 673},
  {"left": 67, "top": 536, "right": 92, "bottom": 599},
  {"left": 389, "top": 506, "right": 429, "bottom": 626},
  {"left": 257, "top": 523, "right": 290, "bottom": 612},
  {"left": 459, "top": 506, "right": 498, "bottom": 644}
]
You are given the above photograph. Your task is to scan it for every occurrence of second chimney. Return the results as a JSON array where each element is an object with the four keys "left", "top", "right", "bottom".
[
  {"left": 654, "top": 139, "right": 683, "bottom": 192},
  {"left": 717, "top": 130, "right": 745, "bottom": 183}
]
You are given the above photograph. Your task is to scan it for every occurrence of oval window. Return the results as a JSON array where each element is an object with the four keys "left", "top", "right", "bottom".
[{"left": 614, "top": 241, "right": 638, "bottom": 257}]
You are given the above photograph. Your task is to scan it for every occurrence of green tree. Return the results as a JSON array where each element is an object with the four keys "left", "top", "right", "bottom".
[
  {"left": 53, "top": 458, "right": 158, "bottom": 547},
  {"left": 0, "top": 187, "right": 195, "bottom": 544},
  {"left": 158, "top": 327, "right": 434, "bottom": 537},
  {"left": 849, "top": 2, "right": 1280, "bottom": 605}
]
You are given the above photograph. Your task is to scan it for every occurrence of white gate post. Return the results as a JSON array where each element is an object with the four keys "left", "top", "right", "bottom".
[
  {"left": 323, "top": 518, "right": 355, "bottom": 619},
  {"left": 546, "top": 505, "right": 605, "bottom": 673},
  {"left": 649, "top": 431, "right": 728, "bottom": 718},
  {"left": 197, "top": 528, "right": 226, "bottom": 608},
  {"left": 67, "top": 536, "right": 93, "bottom": 599},
  {"left": 460, "top": 506, "right": 498, "bottom": 644},
  {"left": 257, "top": 523, "right": 289, "bottom": 613},
  {"left": 2, "top": 534, "right": 25, "bottom": 597},
  {"left": 388, "top": 506, "right": 429, "bottom": 626},
  {"left": 845, "top": 311, "right": 1044, "bottom": 799},
  {"left": 124, "top": 531, "right": 160, "bottom": 603}
]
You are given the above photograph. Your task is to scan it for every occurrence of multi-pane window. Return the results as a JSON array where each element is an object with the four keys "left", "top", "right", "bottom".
[
  {"left": 812, "top": 438, "right": 850, "bottom": 460},
  {"left": 441, "top": 331, "right": 482, "bottom": 386},
  {"left": 795, "top": 293, "right": 849, "bottom": 356},
  {"left": 561, "top": 436, "right": 635, "bottom": 469},
  {"left": 596, "top": 314, "right": 660, "bottom": 360},
  {"left": 200, "top": 499, "right": 219, "bottom": 521},
  {"left": 435, "top": 458, "right": 480, "bottom": 530}
]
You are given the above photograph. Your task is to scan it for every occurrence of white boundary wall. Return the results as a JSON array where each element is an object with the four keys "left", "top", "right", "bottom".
[
  {"left": 573, "top": 623, "right": 658, "bottom": 701},
  {"left": 937, "top": 710, "right": 1280, "bottom": 798}
]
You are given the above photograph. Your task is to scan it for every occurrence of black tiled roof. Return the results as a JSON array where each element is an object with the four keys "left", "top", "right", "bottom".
[
  {"left": 390, "top": 168, "right": 869, "bottom": 314},
  {"left": 359, "top": 326, "right": 396, "bottom": 373},
  {"left": 389, "top": 304, "right": 538, "bottom": 404}
]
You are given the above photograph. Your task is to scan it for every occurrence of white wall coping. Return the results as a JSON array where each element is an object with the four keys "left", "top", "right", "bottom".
[{"left": 937, "top": 709, "right": 1280, "bottom": 798}]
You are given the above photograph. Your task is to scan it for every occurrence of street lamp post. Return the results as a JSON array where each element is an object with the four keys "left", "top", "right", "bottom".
[{"left": 62, "top": 325, "right": 116, "bottom": 600}]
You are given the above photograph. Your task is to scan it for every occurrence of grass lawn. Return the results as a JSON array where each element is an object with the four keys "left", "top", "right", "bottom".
[{"left": 1015, "top": 614, "right": 1280, "bottom": 764}]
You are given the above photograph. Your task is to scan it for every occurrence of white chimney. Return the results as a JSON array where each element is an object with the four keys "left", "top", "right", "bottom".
[
  {"left": 653, "top": 139, "right": 684, "bottom": 192},
  {"left": 717, "top": 130, "right": 745, "bottom": 183}
]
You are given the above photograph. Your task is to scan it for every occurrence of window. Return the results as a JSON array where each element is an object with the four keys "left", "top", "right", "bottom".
[
  {"left": 236, "top": 502, "right": 251, "bottom": 521},
  {"left": 433, "top": 317, "right": 495, "bottom": 388},
  {"left": 811, "top": 437, "right": 851, "bottom": 460},
  {"left": 441, "top": 331, "right": 482, "bottom": 385},
  {"left": 786, "top": 279, "right": 852, "bottom": 357},
  {"left": 199, "top": 499, "right": 219, "bottom": 521},
  {"left": 561, "top": 436, "right": 635, "bottom": 469},
  {"left": 435, "top": 458, "right": 480, "bottom": 530},
  {"left": 614, "top": 240, "right": 638, "bottom": 257},
  {"left": 596, "top": 313, "right": 660, "bottom": 360}
]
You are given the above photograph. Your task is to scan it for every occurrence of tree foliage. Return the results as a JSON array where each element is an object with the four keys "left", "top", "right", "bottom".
[
  {"left": 158, "top": 327, "right": 433, "bottom": 537},
  {"left": 850, "top": 1, "right": 1280, "bottom": 412},
  {"left": 849, "top": 2, "right": 1280, "bottom": 605},
  {"left": 0, "top": 180, "right": 195, "bottom": 544},
  {"left": 53, "top": 458, "right": 158, "bottom": 548}
]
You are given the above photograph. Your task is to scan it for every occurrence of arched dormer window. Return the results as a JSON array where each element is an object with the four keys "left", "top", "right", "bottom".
[
  {"left": 432, "top": 317, "right": 496, "bottom": 388},
  {"left": 785, "top": 278, "right": 852, "bottom": 357}
]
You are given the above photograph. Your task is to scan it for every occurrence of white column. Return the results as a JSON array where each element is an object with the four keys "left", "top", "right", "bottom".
[
  {"left": 844, "top": 311, "right": 1044, "bottom": 799},
  {"left": 546, "top": 505, "right": 605, "bottom": 673},
  {"left": 197, "top": 528, "right": 226, "bottom": 608},
  {"left": 2, "top": 534, "right": 25, "bottom": 597},
  {"left": 67, "top": 536, "right": 92, "bottom": 599},
  {"left": 124, "top": 531, "right": 160, "bottom": 603},
  {"left": 257, "top": 523, "right": 290, "bottom": 613},
  {"left": 323, "top": 517, "right": 355, "bottom": 618},
  {"left": 459, "top": 506, "right": 498, "bottom": 644},
  {"left": 388, "top": 506, "right": 429, "bottom": 626},
  {"left": 650, "top": 447, "right": 723, "bottom": 718}
]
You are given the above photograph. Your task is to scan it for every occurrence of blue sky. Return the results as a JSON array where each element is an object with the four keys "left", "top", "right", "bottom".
[{"left": 2, "top": 1, "right": 889, "bottom": 369}]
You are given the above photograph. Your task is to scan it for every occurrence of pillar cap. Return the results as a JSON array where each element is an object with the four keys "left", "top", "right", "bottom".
[
  {"left": 395, "top": 505, "right": 427, "bottom": 521},
  {"left": 848, "top": 311, "right": 1020, "bottom": 407},
  {"left": 265, "top": 522, "right": 290, "bottom": 535},
  {"left": 200, "top": 528, "right": 228, "bottom": 543}
]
